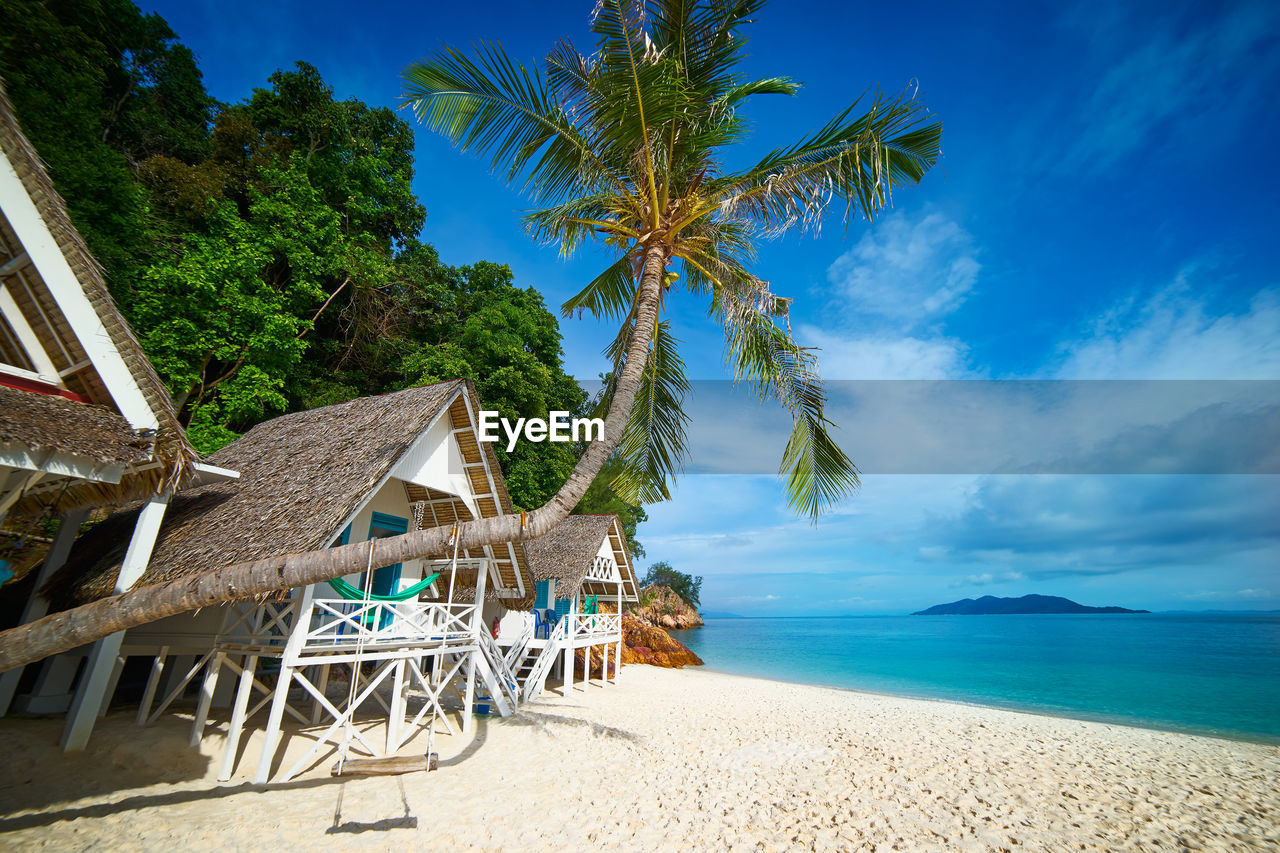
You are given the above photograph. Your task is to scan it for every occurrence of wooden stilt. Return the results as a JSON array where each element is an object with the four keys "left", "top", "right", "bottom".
[
  {"left": 217, "top": 654, "right": 258, "bottom": 782},
  {"left": 462, "top": 654, "right": 476, "bottom": 734},
  {"left": 311, "top": 664, "right": 330, "bottom": 724},
  {"left": 137, "top": 646, "right": 169, "bottom": 725},
  {"left": 387, "top": 659, "right": 406, "bottom": 753},
  {"left": 253, "top": 663, "right": 294, "bottom": 784},
  {"left": 0, "top": 508, "right": 88, "bottom": 717},
  {"left": 61, "top": 631, "right": 125, "bottom": 750},
  {"left": 190, "top": 652, "right": 223, "bottom": 747},
  {"left": 563, "top": 639, "right": 574, "bottom": 698},
  {"left": 99, "top": 653, "right": 126, "bottom": 718}
]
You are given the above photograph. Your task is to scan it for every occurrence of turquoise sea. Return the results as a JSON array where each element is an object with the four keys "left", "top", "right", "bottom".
[{"left": 670, "top": 614, "right": 1280, "bottom": 743}]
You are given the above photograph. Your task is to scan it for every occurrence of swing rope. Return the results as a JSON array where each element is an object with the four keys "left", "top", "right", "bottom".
[
  {"left": 426, "top": 522, "right": 462, "bottom": 766},
  {"left": 335, "top": 539, "right": 377, "bottom": 775}
]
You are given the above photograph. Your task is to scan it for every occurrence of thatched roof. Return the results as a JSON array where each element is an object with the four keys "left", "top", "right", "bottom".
[
  {"left": 0, "top": 384, "right": 153, "bottom": 466},
  {"left": 0, "top": 78, "right": 197, "bottom": 509},
  {"left": 44, "top": 380, "right": 533, "bottom": 608},
  {"left": 525, "top": 514, "right": 639, "bottom": 602}
]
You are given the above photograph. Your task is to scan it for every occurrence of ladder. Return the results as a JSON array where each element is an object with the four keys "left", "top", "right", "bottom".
[{"left": 521, "top": 618, "right": 568, "bottom": 702}]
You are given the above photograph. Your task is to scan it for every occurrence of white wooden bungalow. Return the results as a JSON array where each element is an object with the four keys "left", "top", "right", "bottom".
[
  {"left": 0, "top": 78, "right": 234, "bottom": 749},
  {"left": 40, "top": 379, "right": 539, "bottom": 782},
  {"left": 511, "top": 515, "right": 639, "bottom": 701}
]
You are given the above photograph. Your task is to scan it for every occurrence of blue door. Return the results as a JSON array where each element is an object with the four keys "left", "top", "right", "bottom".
[{"left": 363, "top": 512, "right": 408, "bottom": 628}]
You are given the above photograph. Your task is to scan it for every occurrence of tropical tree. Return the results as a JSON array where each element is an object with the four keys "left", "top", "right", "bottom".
[
  {"left": 0, "top": 0, "right": 939, "bottom": 672},
  {"left": 641, "top": 560, "right": 702, "bottom": 608}
]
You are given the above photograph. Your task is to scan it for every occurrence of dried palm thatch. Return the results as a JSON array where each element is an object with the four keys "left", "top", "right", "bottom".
[
  {"left": 0, "top": 78, "right": 197, "bottom": 511},
  {"left": 42, "top": 380, "right": 532, "bottom": 609},
  {"left": 525, "top": 514, "right": 639, "bottom": 602},
  {"left": 0, "top": 385, "right": 153, "bottom": 466}
]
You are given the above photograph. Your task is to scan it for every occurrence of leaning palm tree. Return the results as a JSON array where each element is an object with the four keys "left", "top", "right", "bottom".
[
  {"left": 0, "top": 0, "right": 939, "bottom": 671},
  {"left": 405, "top": 0, "right": 939, "bottom": 515}
]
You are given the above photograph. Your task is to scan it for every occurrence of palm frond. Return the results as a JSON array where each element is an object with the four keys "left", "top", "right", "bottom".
[
  {"left": 607, "top": 318, "right": 691, "bottom": 503},
  {"left": 561, "top": 254, "right": 638, "bottom": 321},
  {"left": 720, "top": 287, "right": 859, "bottom": 517},
  {"left": 402, "top": 43, "right": 622, "bottom": 203},
  {"left": 712, "top": 88, "right": 941, "bottom": 233}
]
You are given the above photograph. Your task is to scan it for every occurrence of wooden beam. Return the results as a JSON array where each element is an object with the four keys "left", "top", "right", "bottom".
[{"left": 0, "top": 250, "right": 30, "bottom": 276}]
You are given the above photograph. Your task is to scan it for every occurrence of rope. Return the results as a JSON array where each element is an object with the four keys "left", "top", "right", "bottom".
[
  {"left": 426, "top": 522, "right": 462, "bottom": 766},
  {"left": 335, "top": 539, "right": 376, "bottom": 775}
]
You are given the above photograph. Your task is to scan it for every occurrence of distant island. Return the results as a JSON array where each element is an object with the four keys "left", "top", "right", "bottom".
[{"left": 913, "top": 594, "right": 1149, "bottom": 616}]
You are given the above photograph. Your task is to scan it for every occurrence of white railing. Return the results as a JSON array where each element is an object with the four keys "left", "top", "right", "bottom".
[
  {"left": 302, "top": 599, "right": 478, "bottom": 649},
  {"left": 570, "top": 612, "right": 622, "bottom": 639},
  {"left": 522, "top": 617, "right": 568, "bottom": 702},
  {"left": 585, "top": 555, "right": 618, "bottom": 581},
  {"left": 503, "top": 615, "right": 534, "bottom": 670},
  {"left": 217, "top": 600, "right": 296, "bottom": 649},
  {"left": 477, "top": 630, "right": 520, "bottom": 712}
]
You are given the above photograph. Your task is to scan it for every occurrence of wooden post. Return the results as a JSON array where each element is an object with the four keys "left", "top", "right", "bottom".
[
  {"left": 311, "top": 664, "right": 329, "bottom": 724},
  {"left": 190, "top": 652, "right": 223, "bottom": 746},
  {"left": 62, "top": 494, "right": 169, "bottom": 750},
  {"left": 615, "top": 580, "right": 623, "bottom": 682},
  {"left": 136, "top": 646, "right": 169, "bottom": 725},
  {"left": 463, "top": 558, "right": 488, "bottom": 732},
  {"left": 61, "top": 634, "right": 125, "bottom": 750},
  {"left": 218, "top": 654, "right": 258, "bottom": 781},
  {"left": 0, "top": 508, "right": 88, "bottom": 716},
  {"left": 253, "top": 592, "right": 309, "bottom": 785},
  {"left": 387, "top": 659, "right": 406, "bottom": 753},
  {"left": 253, "top": 662, "right": 293, "bottom": 784},
  {"left": 563, "top": 636, "right": 574, "bottom": 698}
]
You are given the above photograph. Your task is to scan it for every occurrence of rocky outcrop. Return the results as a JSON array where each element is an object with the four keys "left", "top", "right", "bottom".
[
  {"left": 574, "top": 644, "right": 617, "bottom": 679},
  {"left": 620, "top": 614, "right": 703, "bottom": 668},
  {"left": 630, "top": 584, "right": 704, "bottom": 630}
]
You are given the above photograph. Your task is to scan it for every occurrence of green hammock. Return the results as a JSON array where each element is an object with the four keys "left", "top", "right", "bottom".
[{"left": 325, "top": 572, "right": 441, "bottom": 603}]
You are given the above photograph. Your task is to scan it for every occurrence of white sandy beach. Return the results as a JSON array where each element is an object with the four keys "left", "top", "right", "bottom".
[{"left": 0, "top": 666, "right": 1276, "bottom": 851}]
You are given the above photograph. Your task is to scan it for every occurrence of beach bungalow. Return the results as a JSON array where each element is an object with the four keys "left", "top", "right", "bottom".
[
  {"left": 40, "top": 379, "right": 537, "bottom": 782},
  {"left": 0, "top": 80, "right": 235, "bottom": 748},
  {"left": 512, "top": 514, "right": 639, "bottom": 701}
]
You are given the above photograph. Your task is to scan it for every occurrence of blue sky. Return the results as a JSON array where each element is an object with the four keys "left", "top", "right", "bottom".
[{"left": 146, "top": 0, "right": 1279, "bottom": 614}]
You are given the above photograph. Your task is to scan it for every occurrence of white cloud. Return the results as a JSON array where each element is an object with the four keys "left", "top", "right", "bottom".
[
  {"left": 1056, "top": 1, "right": 1280, "bottom": 174},
  {"left": 802, "top": 210, "right": 982, "bottom": 380},
  {"left": 728, "top": 594, "right": 780, "bottom": 604},
  {"left": 1180, "top": 588, "right": 1275, "bottom": 602},
  {"left": 826, "top": 211, "right": 980, "bottom": 324},
  {"left": 952, "top": 571, "right": 1025, "bottom": 588},
  {"left": 1054, "top": 276, "right": 1280, "bottom": 379},
  {"left": 801, "top": 326, "right": 970, "bottom": 379}
]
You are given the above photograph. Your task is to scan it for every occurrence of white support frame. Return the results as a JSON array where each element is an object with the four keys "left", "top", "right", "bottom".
[
  {"left": 0, "top": 149, "right": 157, "bottom": 430},
  {"left": 61, "top": 493, "right": 170, "bottom": 750}
]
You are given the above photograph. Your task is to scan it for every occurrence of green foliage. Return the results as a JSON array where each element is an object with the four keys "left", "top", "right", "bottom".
[
  {"left": 0, "top": 0, "right": 214, "bottom": 294},
  {"left": 2, "top": 0, "right": 649, "bottom": 541},
  {"left": 405, "top": 0, "right": 941, "bottom": 518},
  {"left": 641, "top": 561, "right": 702, "bottom": 610},
  {"left": 397, "top": 261, "right": 586, "bottom": 510},
  {"left": 573, "top": 455, "right": 648, "bottom": 559}
]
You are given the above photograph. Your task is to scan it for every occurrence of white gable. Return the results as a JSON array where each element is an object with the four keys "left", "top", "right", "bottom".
[{"left": 390, "top": 413, "right": 480, "bottom": 518}]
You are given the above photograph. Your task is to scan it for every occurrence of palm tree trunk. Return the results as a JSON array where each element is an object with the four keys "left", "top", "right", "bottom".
[{"left": 0, "top": 246, "right": 670, "bottom": 674}]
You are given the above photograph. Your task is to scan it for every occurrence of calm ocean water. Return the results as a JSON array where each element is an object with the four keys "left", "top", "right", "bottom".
[{"left": 670, "top": 614, "right": 1280, "bottom": 742}]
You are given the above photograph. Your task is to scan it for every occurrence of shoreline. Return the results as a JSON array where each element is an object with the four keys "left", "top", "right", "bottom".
[
  {"left": 2, "top": 665, "right": 1277, "bottom": 850},
  {"left": 692, "top": 664, "right": 1280, "bottom": 748}
]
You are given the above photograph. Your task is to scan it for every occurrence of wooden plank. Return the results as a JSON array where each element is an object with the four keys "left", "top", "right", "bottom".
[{"left": 331, "top": 753, "right": 437, "bottom": 777}]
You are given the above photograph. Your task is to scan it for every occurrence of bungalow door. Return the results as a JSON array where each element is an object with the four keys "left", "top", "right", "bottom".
[{"left": 363, "top": 512, "right": 408, "bottom": 628}]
